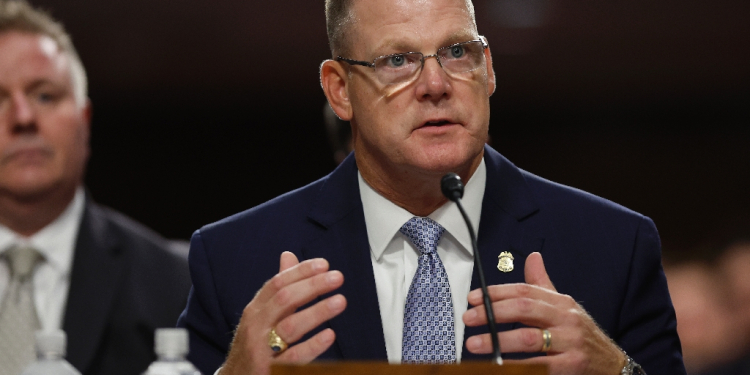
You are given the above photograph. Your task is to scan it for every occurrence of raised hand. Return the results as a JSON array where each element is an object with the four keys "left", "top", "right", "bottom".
[
  {"left": 463, "top": 252, "right": 625, "bottom": 375},
  {"left": 221, "top": 252, "right": 347, "bottom": 375}
]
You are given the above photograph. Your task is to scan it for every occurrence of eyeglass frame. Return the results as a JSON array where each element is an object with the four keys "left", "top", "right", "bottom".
[{"left": 335, "top": 36, "right": 489, "bottom": 81}]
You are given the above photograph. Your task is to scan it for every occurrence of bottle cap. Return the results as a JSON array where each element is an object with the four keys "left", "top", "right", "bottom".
[
  {"left": 155, "top": 328, "right": 189, "bottom": 358},
  {"left": 36, "top": 330, "right": 67, "bottom": 357}
]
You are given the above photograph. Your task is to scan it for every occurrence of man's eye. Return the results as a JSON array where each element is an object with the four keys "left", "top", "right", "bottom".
[
  {"left": 387, "top": 55, "right": 406, "bottom": 67},
  {"left": 35, "top": 92, "right": 58, "bottom": 103},
  {"left": 450, "top": 46, "right": 465, "bottom": 58}
]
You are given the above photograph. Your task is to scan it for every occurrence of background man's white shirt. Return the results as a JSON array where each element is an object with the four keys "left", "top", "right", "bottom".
[
  {"left": 359, "top": 159, "right": 486, "bottom": 363},
  {"left": 0, "top": 187, "right": 85, "bottom": 331}
]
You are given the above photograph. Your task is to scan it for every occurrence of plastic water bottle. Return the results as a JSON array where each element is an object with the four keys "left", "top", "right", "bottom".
[
  {"left": 21, "top": 330, "right": 81, "bottom": 375},
  {"left": 142, "top": 328, "right": 201, "bottom": 375}
]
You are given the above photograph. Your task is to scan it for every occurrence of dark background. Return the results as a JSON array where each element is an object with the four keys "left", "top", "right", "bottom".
[{"left": 31, "top": 0, "right": 750, "bottom": 256}]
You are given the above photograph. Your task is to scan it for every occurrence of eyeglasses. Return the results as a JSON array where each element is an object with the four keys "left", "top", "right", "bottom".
[{"left": 336, "top": 37, "right": 489, "bottom": 85}]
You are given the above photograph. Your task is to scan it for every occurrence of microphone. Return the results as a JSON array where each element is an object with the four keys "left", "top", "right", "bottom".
[{"left": 441, "top": 173, "right": 502, "bottom": 365}]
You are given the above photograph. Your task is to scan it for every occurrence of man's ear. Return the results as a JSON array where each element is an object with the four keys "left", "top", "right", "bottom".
[
  {"left": 320, "top": 60, "right": 353, "bottom": 121},
  {"left": 80, "top": 98, "right": 92, "bottom": 144},
  {"left": 482, "top": 38, "right": 496, "bottom": 97},
  {"left": 83, "top": 98, "right": 92, "bottom": 126},
  {"left": 79, "top": 98, "right": 93, "bottom": 161}
]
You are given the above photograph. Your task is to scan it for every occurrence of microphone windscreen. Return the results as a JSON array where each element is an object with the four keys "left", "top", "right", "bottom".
[{"left": 441, "top": 173, "right": 464, "bottom": 201}]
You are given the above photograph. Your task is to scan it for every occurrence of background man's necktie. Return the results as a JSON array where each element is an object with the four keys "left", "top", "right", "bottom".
[
  {"left": 0, "top": 246, "right": 42, "bottom": 375},
  {"left": 400, "top": 217, "right": 456, "bottom": 364}
]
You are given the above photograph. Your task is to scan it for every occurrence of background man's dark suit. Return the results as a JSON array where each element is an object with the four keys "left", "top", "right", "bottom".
[
  {"left": 63, "top": 198, "right": 192, "bottom": 375},
  {"left": 178, "top": 145, "right": 684, "bottom": 375}
]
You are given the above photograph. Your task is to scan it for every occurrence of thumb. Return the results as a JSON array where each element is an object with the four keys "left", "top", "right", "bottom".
[
  {"left": 524, "top": 252, "right": 556, "bottom": 291},
  {"left": 279, "top": 251, "right": 299, "bottom": 273}
]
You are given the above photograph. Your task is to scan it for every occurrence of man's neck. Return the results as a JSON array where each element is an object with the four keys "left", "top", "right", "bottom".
[
  {"left": 0, "top": 186, "right": 78, "bottom": 237},
  {"left": 356, "top": 154, "right": 483, "bottom": 217}
]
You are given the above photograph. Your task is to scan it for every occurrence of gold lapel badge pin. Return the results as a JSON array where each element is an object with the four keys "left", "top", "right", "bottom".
[{"left": 497, "top": 251, "right": 514, "bottom": 273}]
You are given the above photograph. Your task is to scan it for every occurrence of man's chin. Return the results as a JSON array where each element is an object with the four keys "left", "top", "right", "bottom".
[
  {"left": 0, "top": 178, "right": 64, "bottom": 203},
  {"left": 430, "top": 141, "right": 482, "bottom": 163},
  {"left": 405, "top": 152, "right": 481, "bottom": 178}
]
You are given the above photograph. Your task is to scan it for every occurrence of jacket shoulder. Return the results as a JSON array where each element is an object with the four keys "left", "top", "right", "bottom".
[
  {"left": 197, "top": 173, "right": 331, "bottom": 247},
  {"left": 88, "top": 202, "right": 190, "bottom": 262},
  {"left": 522, "top": 170, "right": 646, "bottom": 224}
]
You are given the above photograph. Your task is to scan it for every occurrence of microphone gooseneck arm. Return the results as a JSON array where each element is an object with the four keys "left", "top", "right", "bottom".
[{"left": 440, "top": 173, "right": 502, "bottom": 365}]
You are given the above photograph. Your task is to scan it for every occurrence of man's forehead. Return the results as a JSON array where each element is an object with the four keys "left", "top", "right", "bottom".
[
  {"left": 0, "top": 32, "right": 69, "bottom": 82},
  {"left": 352, "top": 0, "right": 473, "bottom": 24},
  {"left": 349, "top": 0, "right": 477, "bottom": 52},
  {"left": 0, "top": 31, "right": 60, "bottom": 55}
]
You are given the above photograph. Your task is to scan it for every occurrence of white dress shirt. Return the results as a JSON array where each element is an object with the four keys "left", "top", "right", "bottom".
[
  {"left": 359, "top": 159, "right": 486, "bottom": 363},
  {"left": 0, "top": 187, "right": 85, "bottom": 331}
]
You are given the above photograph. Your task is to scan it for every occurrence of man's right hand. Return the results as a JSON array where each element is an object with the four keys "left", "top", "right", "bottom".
[{"left": 220, "top": 251, "right": 347, "bottom": 375}]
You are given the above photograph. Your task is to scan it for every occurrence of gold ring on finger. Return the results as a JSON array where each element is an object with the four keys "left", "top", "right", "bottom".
[
  {"left": 541, "top": 329, "right": 552, "bottom": 352},
  {"left": 268, "top": 328, "right": 288, "bottom": 353}
]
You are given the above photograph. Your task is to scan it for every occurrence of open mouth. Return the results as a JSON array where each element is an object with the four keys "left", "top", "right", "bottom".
[{"left": 422, "top": 119, "right": 452, "bottom": 127}]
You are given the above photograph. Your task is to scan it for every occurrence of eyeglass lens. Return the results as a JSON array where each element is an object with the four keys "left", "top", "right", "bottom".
[{"left": 372, "top": 41, "right": 485, "bottom": 84}]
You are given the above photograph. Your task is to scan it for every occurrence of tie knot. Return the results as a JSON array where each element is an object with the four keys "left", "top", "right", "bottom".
[
  {"left": 400, "top": 217, "right": 445, "bottom": 255},
  {"left": 5, "top": 247, "right": 41, "bottom": 280}
]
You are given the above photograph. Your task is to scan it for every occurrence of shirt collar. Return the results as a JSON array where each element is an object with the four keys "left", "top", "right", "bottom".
[
  {"left": 359, "top": 158, "right": 486, "bottom": 261},
  {"left": 0, "top": 187, "right": 85, "bottom": 274}
]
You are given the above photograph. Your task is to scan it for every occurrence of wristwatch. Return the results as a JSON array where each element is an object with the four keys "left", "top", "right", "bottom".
[{"left": 620, "top": 354, "right": 646, "bottom": 375}]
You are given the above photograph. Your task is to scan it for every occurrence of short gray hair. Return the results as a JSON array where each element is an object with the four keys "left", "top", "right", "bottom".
[
  {"left": 0, "top": 0, "right": 88, "bottom": 106},
  {"left": 324, "top": 0, "right": 478, "bottom": 57},
  {"left": 324, "top": 0, "right": 355, "bottom": 57}
]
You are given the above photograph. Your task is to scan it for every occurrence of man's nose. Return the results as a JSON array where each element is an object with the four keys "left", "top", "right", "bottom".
[
  {"left": 415, "top": 56, "right": 451, "bottom": 101},
  {"left": 10, "top": 94, "right": 37, "bottom": 131}
]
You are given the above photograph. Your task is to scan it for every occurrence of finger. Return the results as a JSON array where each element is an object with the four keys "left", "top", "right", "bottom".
[
  {"left": 265, "top": 271, "right": 344, "bottom": 324},
  {"left": 498, "top": 357, "right": 553, "bottom": 369},
  {"left": 275, "top": 328, "right": 336, "bottom": 363},
  {"left": 525, "top": 252, "right": 556, "bottom": 291},
  {"left": 465, "top": 327, "right": 564, "bottom": 354},
  {"left": 502, "top": 343, "right": 621, "bottom": 375},
  {"left": 279, "top": 251, "right": 299, "bottom": 273},
  {"left": 501, "top": 355, "right": 573, "bottom": 375},
  {"left": 256, "top": 258, "right": 330, "bottom": 302},
  {"left": 274, "top": 294, "right": 347, "bottom": 343},
  {"left": 463, "top": 297, "right": 563, "bottom": 328},
  {"left": 467, "top": 283, "right": 567, "bottom": 308}
]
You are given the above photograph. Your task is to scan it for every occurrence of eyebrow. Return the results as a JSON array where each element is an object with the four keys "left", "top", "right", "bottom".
[
  {"left": 26, "top": 79, "right": 65, "bottom": 92},
  {"left": 443, "top": 30, "right": 478, "bottom": 46},
  {"left": 0, "top": 80, "right": 63, "bottom": 100},
  {"left": 369, "top": 30, "right": 477, "bottom": 58}
]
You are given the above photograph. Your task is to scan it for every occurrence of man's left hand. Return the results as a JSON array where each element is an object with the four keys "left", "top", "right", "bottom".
[{"left": 463, "top": 252, "right": 626, "bottom": 375}]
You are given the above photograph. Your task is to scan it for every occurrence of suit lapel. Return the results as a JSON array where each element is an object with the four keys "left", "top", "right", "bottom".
[
  {"left": 301, "top": 147, "right": 545, "bottom": 361},
  {"left": 63, "top": 200, "right": 127, "bottom": 373},
  {"left": 462, "top": 146, "right": 545, "bottom": 361},
  {"left": 303, "top": 155, "right": 388, "bottom": 360}
]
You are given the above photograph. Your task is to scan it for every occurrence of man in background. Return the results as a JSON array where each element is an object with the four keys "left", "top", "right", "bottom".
[
  {"left": 664, "top": 240, "right": 750, "bottom": 375},
  {"left": 665, "top": 261, "right": 742, "bottom": 374},
  {"left": 0, "top": 1, "right": 191, "bottom": 374}
]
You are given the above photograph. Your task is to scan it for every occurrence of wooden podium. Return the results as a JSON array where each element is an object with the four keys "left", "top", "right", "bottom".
[{"left": 272, "top": 362, "right": 547, "bottom": 375}]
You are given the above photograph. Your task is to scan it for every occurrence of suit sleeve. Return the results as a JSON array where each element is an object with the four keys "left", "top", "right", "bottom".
[
  {"left": 177, "top": 230, "right": 232, "bottom": 375},
  {"left": 616, "top": 216, "right": 686, "bottom": 374}
]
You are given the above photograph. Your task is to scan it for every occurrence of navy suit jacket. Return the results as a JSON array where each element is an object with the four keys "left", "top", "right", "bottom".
[{"left": 177, "top": 146, "right": 685, "bottom": 374}]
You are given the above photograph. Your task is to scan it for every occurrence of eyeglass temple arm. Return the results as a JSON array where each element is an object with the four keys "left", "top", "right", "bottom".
[{"left": 335, "top": 56, "right": 374, "bottom": 68}]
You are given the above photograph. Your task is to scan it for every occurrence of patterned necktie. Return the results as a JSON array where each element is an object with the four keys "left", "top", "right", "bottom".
[
  {"left": 400, "top": 216, "right": 456, "bottom": 363},
  {"left": 0, "top": 246, "right": 42, "bottom": 375}
]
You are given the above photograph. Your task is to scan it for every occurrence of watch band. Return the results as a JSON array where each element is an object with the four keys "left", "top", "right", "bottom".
[{"left": 620, "top": 354, "right": 646, "bottom": 375}]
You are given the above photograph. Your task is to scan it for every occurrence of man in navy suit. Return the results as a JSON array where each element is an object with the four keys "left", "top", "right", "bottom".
[{"left": 177, "top": 0, "right": 685, "bottom": 374}]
